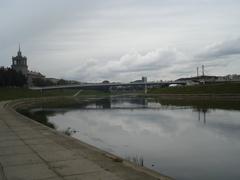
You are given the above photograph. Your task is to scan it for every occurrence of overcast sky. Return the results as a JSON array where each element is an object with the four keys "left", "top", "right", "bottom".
[{"left": 1, "top": 0, "right": 240, "bottom": 82}]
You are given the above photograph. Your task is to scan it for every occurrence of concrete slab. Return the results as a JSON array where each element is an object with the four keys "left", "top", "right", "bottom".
[
  {"left": 37, "top": 150, "right": 80, "bottom": 162},
  {"left": 0, "top": 135, "right": 19, "bottom": 142},
  {"left": 48, "top": 138, "right": 84, "bottom": 149},
  {"left": 24, "top": 138, "right": 55, "bottom": 145},
  {"left": 0, "top": 131, "right": 15, "bottom": 137},
  {"left": 11, "top": 127, "right": 35, "bottom": 132},
  {"left": 39, "top": 130, "right": 57, "bottom": 136},
  {"left": 15, "top": 132, "right": 46, "bottom": 139},
  {"left": 0, "top": 153, "right": 42, "bottom": 167},
  {"left": 64, "top": 171, "right": 123, "bottom": 180},
  {"left": 50, "top": 159, "right": 102, "bottom": 176},
  {"left": 0, "top": 145, "right": 33, "bottom": 156},
  {"left": 44, "top": 177, "right": 63, "bottom": 180},
  {"left": 4, "top": 163, "right": 59, "bottom": 180},
  {"left": 0, "top": 128, "right": 13, "bottom": 133},
  {"left": 15, "top": 130, "right": 41, "bottom": 135},
  {"left": 8, "top": 120, "right": 29, "bottom": 125},
  {"left": 0, "top": 124, "right": 7, "bottom": 128},
  {"left": 30, "top": 143, "right": 68, "bottom": 152},
  {"left": 0, "top": 139, "right": 25, "bottom": 148},
  {"left": 73, "top": 148, "right": 107, "bottom": 161},
  {"left": 4, "top": 122, "right": 28, "bottom": 127}
]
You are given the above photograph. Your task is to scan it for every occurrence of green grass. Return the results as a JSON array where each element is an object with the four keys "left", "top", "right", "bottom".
[
  {"left": 0, "top": 88, "right": 113, "bottom": 101},
  {"left": 0, "top": 88, "right": 78, "bottom": 101},
  {"left": 148, "top": 82, "right": 240, "bottom": 94}
]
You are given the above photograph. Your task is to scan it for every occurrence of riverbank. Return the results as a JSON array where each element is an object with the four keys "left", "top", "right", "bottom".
[
  {"left": 0, "top": 97, "right": 172, "bottom": 180},
  {"left": 148, "top": 82, "right": 240, "bottom": 94},
  {"left": 146, "top": 93, "right": 240, "bottom": 101},
  {"left": 0, "top": 88, "right": 112, "bottom": 102},
  {"left": 0, "top": 87, "right": 78, "bottom": 101},
  {"left": 1, "top": 82, "right": 240, "bottom": 102}
]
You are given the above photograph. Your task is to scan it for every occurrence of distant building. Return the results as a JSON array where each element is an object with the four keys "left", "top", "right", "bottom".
[
  {"left": 224, "top": 74, "right": 240, "bottom": 81},
  {"left": 142, "top": 76, "right": 147, "bottom": 83},
  {"left": 28, "top": 71, "right": 45, "bottom": 86},
  {"left": 46, "top": 78, "right": 60, "bottom": 84},
  {"left": 131, "top": 76, "right": 148, "bottom": 83},
  {"left": 176, "top": 75, "right": 218, "bottom": 84},
  {"left": 11, "top": 45, "right": 28, "bottom": 76}
]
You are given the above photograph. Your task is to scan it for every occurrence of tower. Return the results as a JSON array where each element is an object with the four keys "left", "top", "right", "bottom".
[
  {"left": 202, "top": 65, "right": 205, "bottom": 76},
  {"left": 12, "top": 45, "right": 28, "bottom": 76}
]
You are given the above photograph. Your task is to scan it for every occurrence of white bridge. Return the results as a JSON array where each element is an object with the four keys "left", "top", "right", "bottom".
[{"left": 29, "top": 81, "right": 187, "bottom": 94}]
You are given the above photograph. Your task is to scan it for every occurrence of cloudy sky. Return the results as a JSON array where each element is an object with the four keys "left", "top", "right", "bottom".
[{"left": 1, "top": 0, "right": 240, "bottom": 82}]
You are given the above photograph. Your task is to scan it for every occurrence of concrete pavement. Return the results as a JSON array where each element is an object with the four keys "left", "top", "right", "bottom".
[{"left": 0, "top": 100, "right": 172, "bottom": 180}]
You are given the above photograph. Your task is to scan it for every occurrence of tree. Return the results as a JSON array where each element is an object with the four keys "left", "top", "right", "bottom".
[{"left": 0, "top": 67, "right": 27, "bottom": 87}]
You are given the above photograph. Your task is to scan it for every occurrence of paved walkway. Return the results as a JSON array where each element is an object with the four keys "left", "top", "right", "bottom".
[{"left": 0, "top": 101, "right": 171, "bottom": 180}]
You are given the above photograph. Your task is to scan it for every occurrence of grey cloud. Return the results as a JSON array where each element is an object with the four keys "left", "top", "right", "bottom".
[
  {"left": 65, "top": 48, "right": 186, "bottom": 82},
  {"left": 197, "top": 38, "right": 240, "bottom": 59}
]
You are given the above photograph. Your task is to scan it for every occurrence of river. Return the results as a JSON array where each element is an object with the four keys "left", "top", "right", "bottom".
[{"left": 28, "top": 96, "right": 240, "bottom": 180}]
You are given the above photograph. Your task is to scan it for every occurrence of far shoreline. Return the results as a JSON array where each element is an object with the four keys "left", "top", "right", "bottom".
[
  {"left": 146, "top": 93, "right": 240, "bottom": 101},
  {"left": 1, "top": 81, "right": 240, "bottom": 102}
]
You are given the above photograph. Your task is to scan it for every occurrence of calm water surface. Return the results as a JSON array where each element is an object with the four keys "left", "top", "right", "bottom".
[{"left": 31, "top": 97, "right": 240, "bottom": 180}]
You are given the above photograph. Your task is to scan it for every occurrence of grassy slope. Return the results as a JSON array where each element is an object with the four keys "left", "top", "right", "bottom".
[
  {"left": 0, "top": 88, "right": 78, "bottom": 101},
  {"left": 148, "top": 83, "right": 240, "bottom": 94},
  {"left": 0, "top": 88, "right": 112, "bottom": 101}
]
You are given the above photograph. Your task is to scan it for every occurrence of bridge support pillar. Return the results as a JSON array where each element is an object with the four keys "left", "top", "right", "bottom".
[
  {"left": 144, "top": 84, "right": 147, "bottom": 94},
  {"left": 109, "top": 86, "right": 113, "bottom": 93}
]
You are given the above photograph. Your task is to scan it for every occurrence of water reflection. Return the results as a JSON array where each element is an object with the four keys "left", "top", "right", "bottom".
[
  {"left": 27, "top": 97, "right": 240, "bottom": 180},
  {"left": 87, "top": 97, "right": 150, "bottom": 109},
  {"left": 194, "top": 108, "right": 208, "bottom": 124}
]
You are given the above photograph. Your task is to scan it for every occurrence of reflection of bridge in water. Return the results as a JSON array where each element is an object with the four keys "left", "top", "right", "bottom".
[{"left": 95, "top": 98, "right": 211, "bottom": 125}]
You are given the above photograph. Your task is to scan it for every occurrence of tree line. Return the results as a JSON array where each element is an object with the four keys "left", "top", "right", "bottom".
[
  {"left": 0, "top": 67, "right": 27, "bottom": 87},
  {"left": 32, "top": 78, "right": 79, "bottom": 87}
]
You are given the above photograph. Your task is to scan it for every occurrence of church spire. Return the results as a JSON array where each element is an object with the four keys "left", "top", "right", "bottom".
[{"left": 18, "top": 43, "right": 22, "bottom": 56}]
